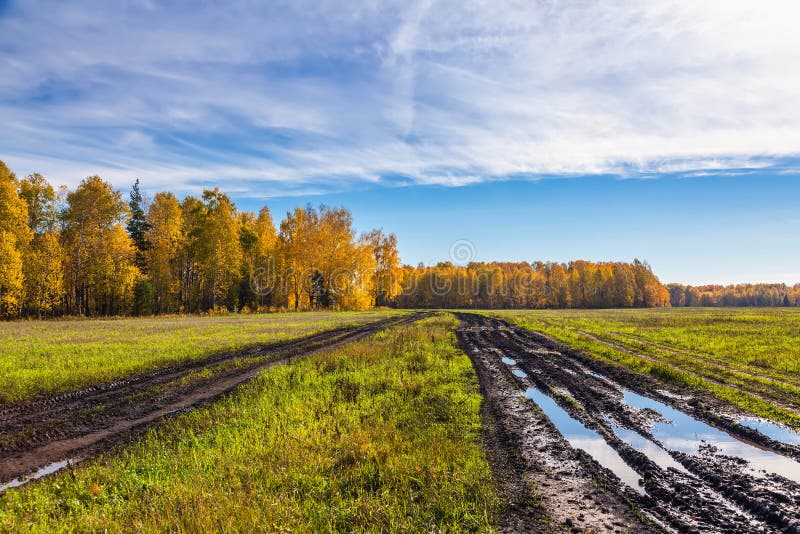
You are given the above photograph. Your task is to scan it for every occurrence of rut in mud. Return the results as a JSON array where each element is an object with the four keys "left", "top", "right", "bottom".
[
  {"left": 456, "top": 313, "right": 800, "bottom": 534},
  {"left": 0, "top": 313, "right": 426, "bottom": 489}
]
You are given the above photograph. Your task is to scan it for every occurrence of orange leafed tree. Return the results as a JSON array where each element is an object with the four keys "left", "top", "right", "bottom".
[{"left": 0, "top": 158, "right": 733, "bottom": 318}]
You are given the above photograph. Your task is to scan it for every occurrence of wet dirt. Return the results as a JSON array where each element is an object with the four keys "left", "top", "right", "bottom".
[
  {"left": 458, "top": 320, "right": 662, "bottom": 533},
  {"left": 456, "top": 313, "right": 800, "bottom": 533},
  {"left": 0, "top": 313, "right": 427, "bottom": 490}
]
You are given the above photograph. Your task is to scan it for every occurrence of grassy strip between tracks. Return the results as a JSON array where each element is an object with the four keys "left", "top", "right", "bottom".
[
  {"left": 490, "top": 309, "right": 800, "bottom": 429},
  {"left": 0, "top": 313, "right": 499, "bottom": 532},
  {"left": 0, "top": 310, "right": 402, "bottom": 405}
]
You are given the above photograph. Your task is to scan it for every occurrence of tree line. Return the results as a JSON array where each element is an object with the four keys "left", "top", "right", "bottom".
[
  {"left": 1, "top": 159, "right": 680, "bottom": 318},
  {"left": 394, "top": 260, "right": 671, "bottom": 309},
  {"left": 667, "top": 283, "right": 800, "bottom": 307}
]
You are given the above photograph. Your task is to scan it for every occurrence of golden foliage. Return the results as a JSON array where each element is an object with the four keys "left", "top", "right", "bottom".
[{"left": 0, "top": 158, "right": 683, "bottom": 317}]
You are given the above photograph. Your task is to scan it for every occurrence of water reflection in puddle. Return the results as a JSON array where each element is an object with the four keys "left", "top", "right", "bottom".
[
  {"left": 605, "top": 420, "right": 689, "bottom": 474},
  {"left": 524, "top": 388, "right": 645, "bottom": 494},
  {"left": 0, "top": 459, "right": 76, "bottom": 493},
  {"left": 501, "top": 357, "right": 517, "bottom": 366},
  {"left": 622, "top": 390, "right": 800, "bottom": 484},
  {"left": 739, "top": 417, "right": 800, "bottom": 447},
  {"left": 584, "top": 369, "right": 605, "bottom": 379},
  {"left": 512, "top": 369, "right": 528, "bottom": 378}
]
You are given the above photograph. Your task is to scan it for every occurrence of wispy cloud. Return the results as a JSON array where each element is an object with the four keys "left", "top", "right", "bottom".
[{"left": 1, "top": 0, "right": 800, "bottom": 196}]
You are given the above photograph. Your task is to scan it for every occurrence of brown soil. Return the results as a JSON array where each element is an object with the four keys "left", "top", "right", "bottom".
[{"left": 0, "top": 313, "right": 427, "bottom": 486}]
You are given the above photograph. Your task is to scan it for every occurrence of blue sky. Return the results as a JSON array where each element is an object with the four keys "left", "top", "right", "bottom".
[
  {"left": 256, "top": 174, "right": 800, "bottom": 285},
  {"left": 1, "top": 1, "right": 799, "bottom": 284}
]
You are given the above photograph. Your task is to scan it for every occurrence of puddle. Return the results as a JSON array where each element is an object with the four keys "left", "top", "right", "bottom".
[
  {"left": 499, "top": 356, "right": 527, "bottom": 379},
  {"left": 524, "top": 388, "right": 645, "bottom": 494},
  {"left": 622, "top": 390, "right": 800, "bottom": 484},
  {"left": 606, "top": 420, "right": 689, "bottom": 474},
  {"left": 584, "top": 369, "right": 605, "bottom": 379},
  {"left": 0, "top": 459, "right": 77, "bottom": 493},
  {"left": 739, "top": 417, "right": 800, "bottom": 447}
]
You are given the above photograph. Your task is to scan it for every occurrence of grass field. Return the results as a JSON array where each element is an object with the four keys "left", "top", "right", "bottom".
[
  {"left": 490, "top": 308, "right": 800, "bottom": 428},
  {"left": 0, "top": 311, "right": 402, "bottom": 404},
  {"left": 0, "top": 314, "right": 498, "bottom": 532}
]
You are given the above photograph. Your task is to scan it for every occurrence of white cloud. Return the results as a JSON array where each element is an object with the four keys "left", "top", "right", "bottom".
[{"left": 1, "top": 0, "right": 799, "bottom": 196}]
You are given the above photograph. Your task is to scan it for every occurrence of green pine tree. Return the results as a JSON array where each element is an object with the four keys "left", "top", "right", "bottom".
[{"left": 126, "top": 178, "right": 151, "bottom": 272}]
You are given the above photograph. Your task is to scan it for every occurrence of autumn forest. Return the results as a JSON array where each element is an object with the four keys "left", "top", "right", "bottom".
[{"left": 1, "top": 160, "right": 798, "bottom": 318}]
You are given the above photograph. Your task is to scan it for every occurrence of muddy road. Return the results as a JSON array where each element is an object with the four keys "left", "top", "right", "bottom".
[
  {"left": 0, "top": 313, "right": 425, "bottom": 490},
  {"left": 456, "top": 313, "right": 800, "bottom": 533}
]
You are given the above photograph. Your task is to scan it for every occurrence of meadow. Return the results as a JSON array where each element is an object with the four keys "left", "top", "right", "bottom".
[
  {"left": 0, "top": 310, "right": 402, "bottom": 404},
  {"left": 491, "top": 307, "right": 800, "bottom": 427},
  {"left": 0, "top": 314, "right": 499, "bottom": 532}
]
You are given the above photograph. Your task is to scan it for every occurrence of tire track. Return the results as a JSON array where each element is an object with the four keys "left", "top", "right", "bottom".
[
  {"left": 456, "top": 313, "right": 800, "bottom": 533},
  {"left": 573, "top": 329, "right": 800, "bottom": 416},
  {"left": 0, "top": 313, "right": 427, "bottom": 487},
  {"left": 456, "top": 319, "right": 662, "bottom": 533}
]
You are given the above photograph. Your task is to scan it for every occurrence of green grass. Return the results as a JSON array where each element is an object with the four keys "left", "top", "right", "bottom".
[
  {"left": 0, "top": 311, "right": 403, "bottom": 404},
  {"left": 0, "top": 314, "right": 499, "bottom": 532},
  {"left": 489, "top": 308, "right": 800, "bottom": 428}
]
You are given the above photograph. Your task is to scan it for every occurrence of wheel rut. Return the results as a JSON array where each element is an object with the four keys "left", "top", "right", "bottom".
[
  {"left": 0, "top": 313, "right": 427, "bottom": 489},
  {"left": 456, "top": 313, "right": 800, "bottom": 533}
]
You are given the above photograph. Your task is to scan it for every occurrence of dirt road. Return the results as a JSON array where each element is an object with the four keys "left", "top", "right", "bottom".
[
  {"left": 0, "top": 313, "right": 426, "bottom": 489},
  {"left": 456, "top": 313, "right": 800, "bottom": 533}
]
